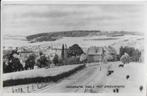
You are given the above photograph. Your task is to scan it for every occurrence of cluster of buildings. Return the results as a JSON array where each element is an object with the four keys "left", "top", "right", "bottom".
[{"left": 3, "top": 43, "right": 118, "bottom": 66}]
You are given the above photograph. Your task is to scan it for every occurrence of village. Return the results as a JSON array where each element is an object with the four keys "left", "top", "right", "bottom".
[
  {"left": 2, "top": 35, "right": 144, "bottom": 93},
  {"left": 3, "top": 40, "right": 131, "bottom": 73},
  {"left": 2, "top": 30, "right": 144, "bottom": 94},
  {"left": 1, "top": 3, "right": 145, "bottom": 94}
]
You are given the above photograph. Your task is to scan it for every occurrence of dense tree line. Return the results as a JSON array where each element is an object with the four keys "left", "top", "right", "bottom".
[
  {"left": 3, "top": 44, "right": 84, "bottom": 73},
  {"left": 119, "top": 46, "right": 141, "bottom": 62},
  {"left": 3, "top": 50, "right": 52, "bottom": 73}
]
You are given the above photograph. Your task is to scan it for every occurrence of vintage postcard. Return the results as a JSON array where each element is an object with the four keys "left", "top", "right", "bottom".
[{"left": 1, "top": 1, "right": 146, "bottom": 96}]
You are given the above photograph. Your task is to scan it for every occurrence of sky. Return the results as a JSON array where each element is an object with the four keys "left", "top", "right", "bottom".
[{"left": 2, "top": 4, "right": 146, "bottom": 36}]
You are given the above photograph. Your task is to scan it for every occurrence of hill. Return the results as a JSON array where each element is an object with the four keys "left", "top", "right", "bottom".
[{"left": 26, "top": 30, "right": 141, "bottom": 43}]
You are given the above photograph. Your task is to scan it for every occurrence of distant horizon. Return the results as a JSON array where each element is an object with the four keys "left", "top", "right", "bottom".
[{"left": 3, "top": 29, "right": 143, "bottom": 37}]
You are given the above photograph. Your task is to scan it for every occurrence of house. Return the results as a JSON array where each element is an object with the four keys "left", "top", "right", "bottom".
[{"left": 87, "top": 46, "right": 104, "bottom": 63}]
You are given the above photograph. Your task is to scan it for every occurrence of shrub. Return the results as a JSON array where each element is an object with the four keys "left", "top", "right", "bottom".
[
  {"left": 36, "top": 54, "right": 49, "bottom": 68},
  {"left": 120, "top": 53, "right": 130, "bottom": 64},
  {"left": 56, "top": 57, "right": 64, "bottom": 66},
  {"left": 53, "top": 54, "right": 59, "bottom": 65},
  {"left": 65, "top": 56, "right": 80, "bottom": 65},
  {"left": 24, "top": 53, "right": 36, "bottom": 70},
  {"left": 105, "top": 54, "right": 113, "bottom": 62}
]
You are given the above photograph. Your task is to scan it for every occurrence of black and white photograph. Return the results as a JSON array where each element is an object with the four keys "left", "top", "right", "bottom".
[{"left": 1, "top": 1, "right": 146, "bottom": 94}]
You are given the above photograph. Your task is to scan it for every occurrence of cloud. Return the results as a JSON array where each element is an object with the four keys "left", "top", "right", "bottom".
[{"left": 2, "top": 4, "right": 145, "bottom": 36}]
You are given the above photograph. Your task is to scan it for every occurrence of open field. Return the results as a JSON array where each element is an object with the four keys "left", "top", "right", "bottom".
[{"left": 3, "top": 33, "right": 143, "bottom": 54}]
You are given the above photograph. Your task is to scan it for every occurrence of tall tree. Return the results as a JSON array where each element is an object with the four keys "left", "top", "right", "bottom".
[
  {"left": 119, "top": 46, "right": 124, "bottom": 57},
  {"left": 61, "top": 44, "right": 64, "bottom": 60}
]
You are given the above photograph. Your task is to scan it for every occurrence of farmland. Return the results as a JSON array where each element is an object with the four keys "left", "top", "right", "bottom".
[{"left": 3, "top": 30, "right": 144, "bottom": 53}]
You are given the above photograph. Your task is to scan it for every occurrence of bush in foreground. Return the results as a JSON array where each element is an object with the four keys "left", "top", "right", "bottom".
[{"left": 120, "top": 53, "right": 130, "bottom": 64}]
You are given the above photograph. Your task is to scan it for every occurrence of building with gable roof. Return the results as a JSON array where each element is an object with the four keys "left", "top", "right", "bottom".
[{"left": 87, "top": 46, "right": 104, "bottom": 63}]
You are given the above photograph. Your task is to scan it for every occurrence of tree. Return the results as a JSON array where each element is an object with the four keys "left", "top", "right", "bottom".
[
  {"left": 131, "top": 49, "right": 141, "bottom": 62},
  {"left": 61, "top": 44, "right": 68, "bottom": 65},
  {"left": 120, "top": 53, "right": 130, "bottom": 64},
  {"left": 119, "top": 46, "right": 124, "bottom": 57},
  {"left": 80, "top": 53, "right": 87, "bottom": 63},
  {"left": 67, "top": 44, "right": 84, "bottom": 57},
  {"left": 61, "top": 44, "right": 64, "bottom": 59},
  {"left": 119, "top": 46, "right": 141, "bottom": 62},
  {"left": 53, "top": 54, "right": 59, "bottom": 65},
  {"left": 36, "top": 53, "right": 48, "bottom": 68},
  {"left": 107, "top": 46, "right": 117, "bottom": 61},
  {"left": 25, "top": 53, "right": 36, "bottom": 70}
]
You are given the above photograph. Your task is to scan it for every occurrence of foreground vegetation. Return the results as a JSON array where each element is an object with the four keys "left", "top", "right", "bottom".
[{"left": 3, "top": 64, "right": 85, "bottom": 87}]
